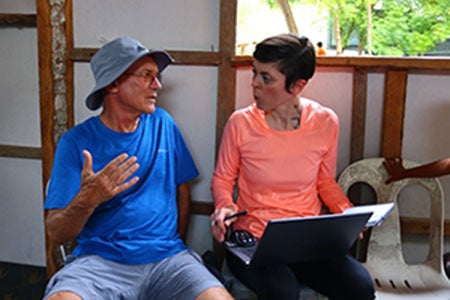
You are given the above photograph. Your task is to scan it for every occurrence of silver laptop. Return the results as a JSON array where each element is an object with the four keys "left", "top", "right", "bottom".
[{"left": 224, "top": 212, "right": 372, "bottom": 267}]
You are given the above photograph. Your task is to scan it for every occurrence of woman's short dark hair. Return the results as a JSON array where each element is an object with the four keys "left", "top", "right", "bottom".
[{"left": 253, "top": 34, "right": 316, "bottom": 92}]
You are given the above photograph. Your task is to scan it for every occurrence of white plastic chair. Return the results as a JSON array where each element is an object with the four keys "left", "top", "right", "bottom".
[{"left": 338, "top": 158, "right": 450, "bottom": 298}]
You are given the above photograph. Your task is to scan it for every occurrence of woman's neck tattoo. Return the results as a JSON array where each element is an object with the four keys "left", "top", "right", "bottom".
[{"left": 290, "top": 104, "right": 302, "bottom": 129}]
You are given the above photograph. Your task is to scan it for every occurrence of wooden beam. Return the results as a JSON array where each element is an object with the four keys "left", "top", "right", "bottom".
[
  {"left": 37, "top": 1, "right": 55, "bottom": 197},
  {"left": 0, "top": 13, "right": 36, "bottom": 27},
  {"left": 37, "top": 0, "right": 74, "bottom": 279},
  {"left": 350, "top": 68, "right": 368, "bottom": 162},
  {"left": 232, "top": 55, "right": 450, "bottom": 71},
  {"left": 216, "top": 0, "right": 237, "bottom": 157},
  {"left": 212, "top": 0, "right": 238, "bottom": 260},
  {"left": 65, "top": 5, "right": 75, "bottom": 131},
  {"left": 169, "top": 51, "right": 222, "bottom": 66},
  {"left": 381, "top": 70, "right": 407, "bottom": 157},
  {"left": 37, "top": 0, "right": 56, "bottom": 279},
  {"left": 317, "top": 56, "right": 450, "bottom": 70},
  {"left": 191, "top": 201, "right": 214, "bottom": 215},
  {"left": 0, "top": 145, "right": 41, "bottom": 159},
  {"left": 70, "top": 48, "right": 222, "bottom": 66}
]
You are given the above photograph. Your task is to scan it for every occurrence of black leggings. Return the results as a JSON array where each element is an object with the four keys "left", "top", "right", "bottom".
[{"left": 227, "top": 253, "right": 375, "bottom": 300}]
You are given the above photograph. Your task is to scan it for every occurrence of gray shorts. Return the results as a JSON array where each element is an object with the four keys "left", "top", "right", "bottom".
[{"left": 44, "top": 249, "right": 224, "bottom": 300}]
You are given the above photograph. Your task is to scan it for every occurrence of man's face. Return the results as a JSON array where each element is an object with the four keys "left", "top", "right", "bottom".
[{"left": 113, "top": 56, "right": 162, "bottom": 115}]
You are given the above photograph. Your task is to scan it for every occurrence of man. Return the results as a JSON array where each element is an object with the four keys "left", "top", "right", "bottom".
[
  {"left": 316, "top": 41, "right": 326, "bottom": 56},
  {"left": 44, "top": 36, "right": 232, "bottom": 300}
]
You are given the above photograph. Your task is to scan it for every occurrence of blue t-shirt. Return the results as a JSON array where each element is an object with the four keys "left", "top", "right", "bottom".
[{"left": 45, "top": 108, "right": 199, "bottom": 264}]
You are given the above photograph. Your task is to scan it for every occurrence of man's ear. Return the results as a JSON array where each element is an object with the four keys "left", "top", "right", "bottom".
[{"left": 105, "top": 82, "right": 119, "bottom": 93}]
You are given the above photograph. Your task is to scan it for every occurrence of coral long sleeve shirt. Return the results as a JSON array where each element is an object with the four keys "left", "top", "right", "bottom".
[{"left": 211, "top": 99, "right": 352, "bottom": 238}]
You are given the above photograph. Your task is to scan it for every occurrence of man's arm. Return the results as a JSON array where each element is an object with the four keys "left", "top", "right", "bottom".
[
  {"left": 176, "top": 183, "right": 191, "bottom": 242},
  {"left": 383, "top": 157, "right": 450, "bottom": 184},
  {"left": 46, "top": 192, "right": 97, "bottom": 245},
  {"left": 46, "top": 150, "right": 139, "bottom": 244}
]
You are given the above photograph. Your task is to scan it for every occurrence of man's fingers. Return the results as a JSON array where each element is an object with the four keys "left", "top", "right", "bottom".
[
  {"left": 101, "top": 153, "right": 138, "bottom": 179},
  {"left": 103, "top": 153, "right": 131, "bottom": 173},
  {"left": 116, "top": 163, "right": 140, "bottom": 186},
  {"left": 111, "top": 156, "right": 139, "bottom": 186},
  {"left": 82, "top": 150, "right": 93, "bottom": 176},
  {"left": 115, "top": 175, "right": 140, "bottom": 194}
]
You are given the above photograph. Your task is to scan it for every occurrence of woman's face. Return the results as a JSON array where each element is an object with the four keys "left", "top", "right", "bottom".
[{"left": 251, "top": 60, "right": 295, "bottom": 111}]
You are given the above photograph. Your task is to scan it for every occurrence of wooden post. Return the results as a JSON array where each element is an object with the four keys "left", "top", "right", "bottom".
[
  {"left": 216, "top": 0, "right": 237, "bottom": 157},
  {"left": 213, "top": 0, "right": 238, "bottom": 261},
  {"left": 381, "top": 69, "right": 407, "bottom": 158},
  {"left": 36, "top": 0, "right": 73, "bottom": 278},
  {"left": 350, "top": 68, "right": 368, "bottom": 162}
]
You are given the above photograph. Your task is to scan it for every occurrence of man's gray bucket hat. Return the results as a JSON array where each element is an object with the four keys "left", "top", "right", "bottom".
[{"left": 86, "top": 36, "right": 174, "bottom": 110}]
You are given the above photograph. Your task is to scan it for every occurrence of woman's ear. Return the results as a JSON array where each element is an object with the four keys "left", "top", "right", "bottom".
[{"left": 290, "top": 79, "right": 307, "bottom": 95}]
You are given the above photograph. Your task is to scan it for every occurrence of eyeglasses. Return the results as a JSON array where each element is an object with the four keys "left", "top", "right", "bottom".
[{"left": 125, "top": 72, "right": 161, "bottom": 85}]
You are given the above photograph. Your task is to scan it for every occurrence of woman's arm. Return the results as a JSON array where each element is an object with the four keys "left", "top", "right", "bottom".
[
  {"left": 210, "top": 116, "right": 242, "bottom": 242},
  {"left": 317, "top": 113, "right": 353, "bottom": 213}
]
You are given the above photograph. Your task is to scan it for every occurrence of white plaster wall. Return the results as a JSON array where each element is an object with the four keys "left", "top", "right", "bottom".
[
  {"left": 0, "top": 0, "right": 35, "bottom": 13},
  {"left": 0, "top": 1, "right": 45, "bottom": 266},
  {"left": 72, "top": 0, "right": 219, "bottom": 51}
]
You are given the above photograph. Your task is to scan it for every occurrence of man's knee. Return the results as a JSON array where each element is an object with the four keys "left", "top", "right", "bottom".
[
  {"left": 45, "top": 291, "right": 83, "bottom": 300},
  {"left": 195, "top": 286, "right": 234, "bottom": 300}
]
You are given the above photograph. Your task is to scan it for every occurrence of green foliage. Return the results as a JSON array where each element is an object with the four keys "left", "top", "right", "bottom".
[
  {"left": 334, "top": 0, "right": 366, "bottom": 51},
  {"left": 372, "top": 0, "right": 450, "bottom": 55},
  {"left": 259, "top": 0, "right": 450, "bottom": 56},
  {"left": 264, "top": 0, "right": 279, "bottom": 9}
]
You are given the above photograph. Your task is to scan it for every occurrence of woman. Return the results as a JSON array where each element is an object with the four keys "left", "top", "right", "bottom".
[{"left": 210, "top": 34, "right": 375, "bottom": 300}]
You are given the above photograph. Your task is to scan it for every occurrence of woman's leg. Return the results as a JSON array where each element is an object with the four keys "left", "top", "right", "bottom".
[
  {"left": 292, "top": 254, "right": 375, "bottom": 300},
  {"left": 226, "top": 253, "right": 300, "bottom": 300}
]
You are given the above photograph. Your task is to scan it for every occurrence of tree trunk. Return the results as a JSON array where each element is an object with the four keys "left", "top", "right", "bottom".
[
  {"left": 334, "top": 16, "right": 343, "bottom": 55},
  {"left": 366, "top": 0, "right": 373, "bottom": 55},
  {"left": 276, "top": 0, "right": 299, "bottom": 34}
]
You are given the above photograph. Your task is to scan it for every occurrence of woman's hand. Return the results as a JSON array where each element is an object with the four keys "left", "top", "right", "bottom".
[
  {"left": 358, "top": 227, "right": 369, "bottom": 240},
  {"left": 210, "top": 207, "right": 237, "bottom": 243}
]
